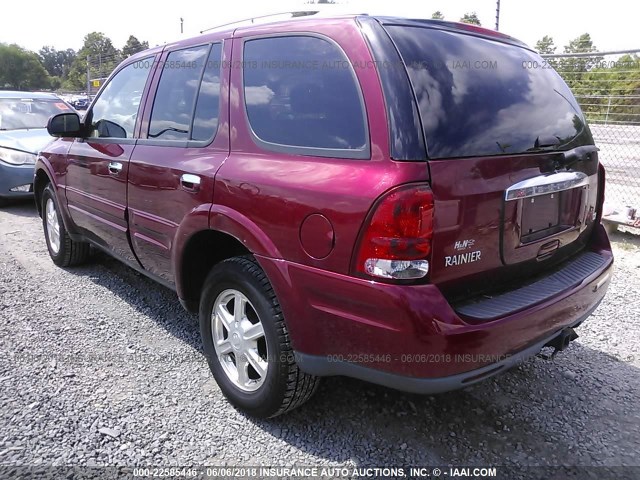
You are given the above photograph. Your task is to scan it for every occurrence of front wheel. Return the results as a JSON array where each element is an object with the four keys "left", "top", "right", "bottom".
[
  {"left": 199, "top": 256, "right": 319, "bottom": 418},
  {"left": 42, "top": 184, "right": 90, "bottom": 267}
]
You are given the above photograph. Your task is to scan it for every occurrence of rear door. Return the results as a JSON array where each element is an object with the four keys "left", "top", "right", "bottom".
[
  {"left": 127, "top": 41, "right": 229, "bottom": 284},
  {"left": 383, "top": 23, "right": 600, "bottom": 296},
  {"left": 65, "top": 58, "right": 154, "bottom": 263}
]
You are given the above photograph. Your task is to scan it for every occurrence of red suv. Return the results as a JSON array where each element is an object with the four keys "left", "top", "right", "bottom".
[{"left": 35, "top": 14, "right": 613, "bottom": 418}]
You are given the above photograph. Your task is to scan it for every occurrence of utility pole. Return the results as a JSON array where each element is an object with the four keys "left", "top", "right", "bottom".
[
  {"left": 86, "top": 55, "right": 91, "bottom": 95},
  {"left": 495, "top": 0, "right": 501, "bottom": 31}
]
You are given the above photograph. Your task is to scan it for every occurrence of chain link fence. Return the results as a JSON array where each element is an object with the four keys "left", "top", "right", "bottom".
[{"left": 543, "top": 50, "right": 640, "bottom": 225}]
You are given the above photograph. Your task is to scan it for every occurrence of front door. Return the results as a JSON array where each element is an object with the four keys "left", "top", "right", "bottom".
[{"left": 65, "top": 57, "right": 155, "bottom": 264}]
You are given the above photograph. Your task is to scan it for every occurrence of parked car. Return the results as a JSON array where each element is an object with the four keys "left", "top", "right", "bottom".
[
  {"left": 34, "top": 15, "right": 613, "bottom": 418},
  {"left": 71, "top": 97, "right": 90, "bottom": 110},
  {"left": 0, "top": 91, "right": 73, "bottom": 205}
]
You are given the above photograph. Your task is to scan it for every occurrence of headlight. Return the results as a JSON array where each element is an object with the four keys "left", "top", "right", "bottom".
[{"left": 0, "top": 147, "right": 37, "bottom": 165}]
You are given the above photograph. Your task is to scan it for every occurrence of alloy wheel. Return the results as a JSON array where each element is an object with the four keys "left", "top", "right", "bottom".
[
  {"left": 45, "top": 198, "right": 61, "bottom": 254},
  {"left": 211, "top": 289, "right": 269, "bottom": 392}
]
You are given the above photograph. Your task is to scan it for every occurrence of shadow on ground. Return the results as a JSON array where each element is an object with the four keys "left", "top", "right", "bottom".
[{"left": 0, "top": 199, "right": 39, "bottom": 219}]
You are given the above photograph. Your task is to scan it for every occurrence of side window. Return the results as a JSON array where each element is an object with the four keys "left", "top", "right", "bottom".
[
  {"left": 191, "top": 44, "right": 223, "bottom": 142},
  {"left": 243, "top": 36, "right": 368, "bottom": 157},
  {"left": 90, "top": 58, "right": 152, "bottom": 139},
  {"left": 148, "top": 45, "right": 209, "bottom": 141}
]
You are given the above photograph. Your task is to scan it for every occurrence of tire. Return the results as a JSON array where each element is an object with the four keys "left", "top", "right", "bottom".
[
  {"left": 199, "top": 255, "right": 320, "bottom": 418},
  {"left": 42, "top": 184, "right": 90, "bottom": 267}
]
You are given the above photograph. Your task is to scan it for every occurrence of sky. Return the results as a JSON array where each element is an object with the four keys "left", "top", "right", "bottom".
[{"left": 2, "top": 0, "right": 638, "bottom": 54}]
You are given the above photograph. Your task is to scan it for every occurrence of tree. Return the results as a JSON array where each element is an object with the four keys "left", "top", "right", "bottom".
[
  {"left": 0, "top": 43, "right": 51, "bottom": 90},
  {"left": 122, "top": 35, "right": 149, "bottom": 58},
  {"left": 558, "top": 33, "right": 600, "bottom": 91},
  {"left": 564, "top": 33, "right": 597, "bottom": 55},
  {"left": 431, "top": 11, "right": 445, "bottom": 20},
  {"left": 38, "top": 46, "right": 76, "bottom": 78},
  {"left": 535, "top": 35, "right": 556, "bottom": 55},
  {"left": 578, "top": 53, "right": 640, "bottom": 123},
  {"left": 460, "top": 12, "right": 481, "bottom": 25},
  {"left": 65, "top": 32, "right": 120, "bottom": 90}
]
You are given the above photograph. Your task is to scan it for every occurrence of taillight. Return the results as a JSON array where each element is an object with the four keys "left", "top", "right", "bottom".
[
  {"left": 596, "top": 162, "right": 606, "bottom": 224},
  {"left": 353, "top": 184, "right": 434, "bottom": 280}
]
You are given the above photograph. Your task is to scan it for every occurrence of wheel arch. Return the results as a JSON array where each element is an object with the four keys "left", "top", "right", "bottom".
[
  {"left": 176, "top": 229, "right": 251, "bottom": 312},
  {"left": 175, "top": 205, "right": 285, "bottom": 312},
  {"left": 33, "top": 165, "right": 54, "bottom": 218}
]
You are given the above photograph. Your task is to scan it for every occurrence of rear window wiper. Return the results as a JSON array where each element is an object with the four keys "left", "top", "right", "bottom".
[
  {"left": 559, "top": 145, "right": 599, "bottom": 170},
  {"left": 528, "top": 140, "right": 598, "bottom": 171}
]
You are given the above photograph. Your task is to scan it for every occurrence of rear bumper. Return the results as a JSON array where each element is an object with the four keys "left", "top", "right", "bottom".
[
  {"left": 257, "top": 225, "right": 613, "bottom": 388},
  {"left": 296, "top": 299, "right": 601, "bottom": 394},
  {"left": 0, "top": 162, "right": 34, "bottom": 199}
]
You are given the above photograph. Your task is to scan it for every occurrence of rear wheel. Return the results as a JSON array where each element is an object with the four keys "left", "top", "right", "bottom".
[
  {"left": 42, "top": 184, "right": 90, "bottom": 267},
  {"left": 199, "top": 255, "right": 319, "bottom": 418}
]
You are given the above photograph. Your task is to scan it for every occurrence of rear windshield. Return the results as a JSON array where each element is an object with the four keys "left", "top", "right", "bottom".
[
  {"left": 386, "top": 26, "right": 593, "bottom": 159},
  {"left": 0, "top": 97, "right": 72, "bottom": 130}
]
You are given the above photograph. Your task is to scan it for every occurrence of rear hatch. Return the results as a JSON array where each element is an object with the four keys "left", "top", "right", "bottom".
[{"left": 381, "top": 20, "right": 601, "bottom": 299}]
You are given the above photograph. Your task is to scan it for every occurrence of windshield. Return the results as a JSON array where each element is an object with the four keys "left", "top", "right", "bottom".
[
  {"left": 386, "top": 26, "right": 594, "bottom": 159},
  {"left": 0, "top": 97, "right": 72, "bottom": 130}
]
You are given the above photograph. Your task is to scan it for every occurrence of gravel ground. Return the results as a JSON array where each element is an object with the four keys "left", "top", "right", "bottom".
[{"left": 0, "top": 200, "right": 639, "bottom": 478}]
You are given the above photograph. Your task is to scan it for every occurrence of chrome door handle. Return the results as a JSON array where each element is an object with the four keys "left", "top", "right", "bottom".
[
  {"left": 180, "top": 173, "right": 201, "bottom": 191},
  {"left": 108, "top": 162, "right": 123, "bottom": 174}
]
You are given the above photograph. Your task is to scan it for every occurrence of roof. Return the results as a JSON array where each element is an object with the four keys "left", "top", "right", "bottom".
[
  {"left": 81, "top": 13, "right": 534, "bottom": 74},
  {"left": 187, "top": 13, "right": 530, "bottom": 51},
  {"left": 0, "top": 91, "right": 61, "bottom": 100}
]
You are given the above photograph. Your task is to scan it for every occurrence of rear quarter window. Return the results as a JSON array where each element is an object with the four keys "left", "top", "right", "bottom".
[{"left": 242, "top": 35, "right": 369, "bottom": 159}]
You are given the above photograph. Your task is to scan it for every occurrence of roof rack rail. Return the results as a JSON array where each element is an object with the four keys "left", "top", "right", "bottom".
[{"left": 200, "top": 11, "right": 321, "bottom": 34}]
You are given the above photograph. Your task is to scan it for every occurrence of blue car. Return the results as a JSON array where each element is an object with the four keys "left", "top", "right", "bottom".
[
  {"left": 72, "top": 98, "right": 89, "bottom": 110},
  {"left": 0, "top": 91, "right": 73, "bottom": 205}
]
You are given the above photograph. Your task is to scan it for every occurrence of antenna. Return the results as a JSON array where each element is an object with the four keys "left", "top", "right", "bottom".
[{"left": 200, "top": 11, "right": 320, "bottom": 34}]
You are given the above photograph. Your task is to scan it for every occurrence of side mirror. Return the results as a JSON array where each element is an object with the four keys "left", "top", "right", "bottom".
[{"left": 47, "top": 113, "right": 82, "bottom": 137}]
